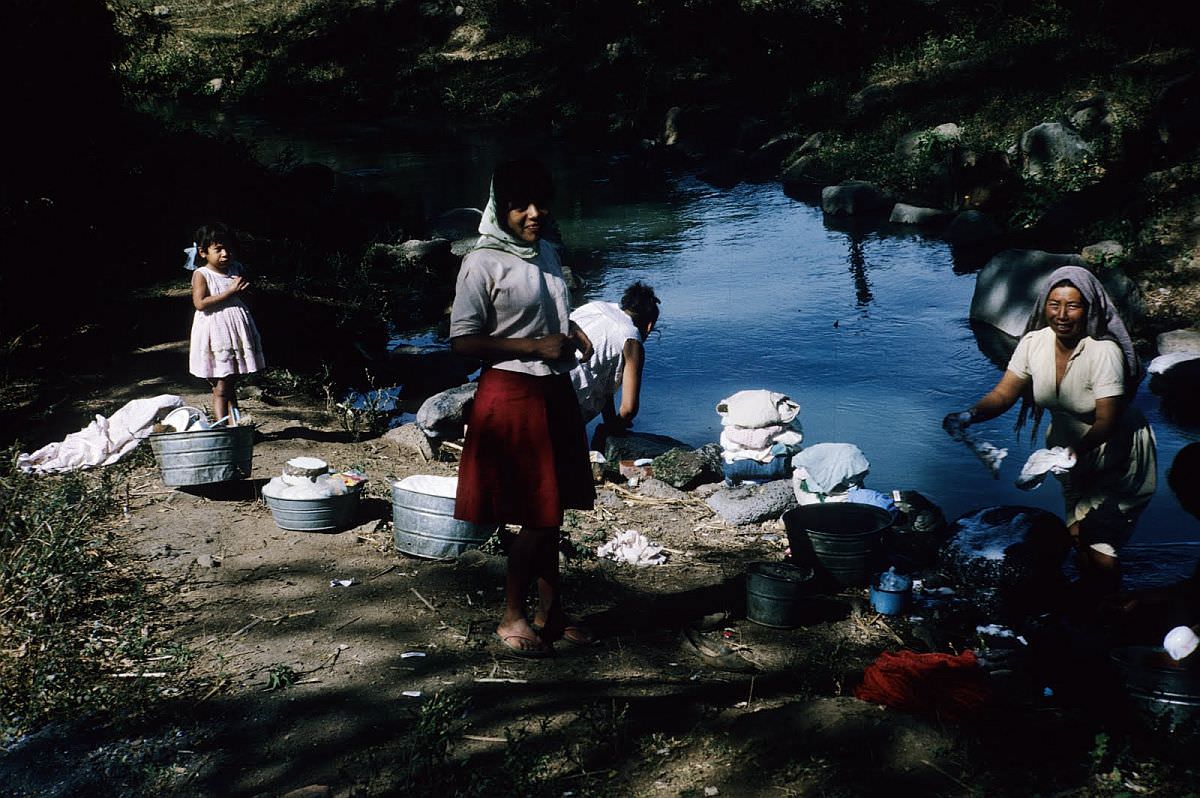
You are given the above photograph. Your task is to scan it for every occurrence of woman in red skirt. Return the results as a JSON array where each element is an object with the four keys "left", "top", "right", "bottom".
[{"left": 450, "top": 158, "right": 596, "bottom": 657}]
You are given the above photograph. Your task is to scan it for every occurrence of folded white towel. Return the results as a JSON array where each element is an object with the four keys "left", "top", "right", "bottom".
[{"left": 716, "top": 390, "right": 800, "bottom": 428}]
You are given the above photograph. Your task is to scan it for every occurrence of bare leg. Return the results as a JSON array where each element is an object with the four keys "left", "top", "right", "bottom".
[
  {"left": 497, "top": 526, "right": 554, "bottom": 653},
  {"left": 1069, "top": 521, "right": 1122, "bottom": 608},
  {"left": 210, "top": 376, "right": 240, "bottom": 423},
  {"left": 210, "top": 378, "right": 229, "bottom": 422},
  {"left": 532, "top": 528, "right": 562, "bottom": 630}
]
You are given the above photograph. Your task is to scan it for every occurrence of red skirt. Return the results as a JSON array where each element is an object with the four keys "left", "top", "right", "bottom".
[{"left": 454, "top": 368, "right": 595, "bottom": 528}]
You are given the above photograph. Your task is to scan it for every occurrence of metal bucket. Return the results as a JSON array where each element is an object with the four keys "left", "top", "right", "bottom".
[
  {"left": 391, "top": 480, "right": 497, "bottom": 559},
  {"left": 149, "top": 426, "right": 254, "bottom": 487},
  {"left": 265, "top": 490, "right": 361, "bottom": 532},
  {"left": 1111, "top": 645, "right": 1200, "bottom": 733},
  {"left": 745, "top": 561, "right": 816, "bottom": 628},
  {"left": 783, "top": 503, "right": 892, "bottom": 587}
]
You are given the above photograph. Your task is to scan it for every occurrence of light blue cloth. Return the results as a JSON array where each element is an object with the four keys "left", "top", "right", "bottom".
[{"left": 790, "top": 443, "right": 870, "bottom": 494}]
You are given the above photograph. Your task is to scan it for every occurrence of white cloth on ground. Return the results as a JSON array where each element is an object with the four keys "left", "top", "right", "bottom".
[
  {"left": 790, "top": 443, "right": 869, "bottom": 495},
  {"left": 17, "top": 394, "right": 184, "bottom": 474},
  {"left": 716, "top": 390, "right": 800, "bottom": 428},
  {"left": 568, "top": 300, "right": 641, "bottom": 423},
  {"left": 596, "top": 529, "right": 667, "bottom": 566},
  {"left": 1015, "top": 446, "right": 1076, "bottom": 490}
]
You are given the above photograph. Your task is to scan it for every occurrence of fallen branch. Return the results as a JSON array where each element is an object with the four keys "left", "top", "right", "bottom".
[
  {"left": 462, "top": 734, "right": 509, "bottom": 743},
  {"left": 474, "top": 677, "right": 528, "bottom": 684},
  {"left": 333, "top": 615, "right": 362, "bottom": 632},
  {"left": 369, "top": 564, "right": 397, "bottom": 581},
  {"left": 920, "top": 759, "right": 972, "bottom": 792},
  {"left": 411, "top": 588, "right": 437, "bottom": 612}
]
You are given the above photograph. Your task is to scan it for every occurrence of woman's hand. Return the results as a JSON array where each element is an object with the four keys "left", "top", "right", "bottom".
[
  {"left": 530, "top": 333, "right": 577, "bottom": 362},
  {"left": 942, "top": 410, "right": 973, "bottom": 438},
  {"left": 569, "top": 322, "right": 593, "bottom": 361}
]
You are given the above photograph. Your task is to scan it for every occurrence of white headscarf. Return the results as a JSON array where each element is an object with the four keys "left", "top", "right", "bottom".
[{"left": 471, "top": 181, "right": 540, "bottom": 260}]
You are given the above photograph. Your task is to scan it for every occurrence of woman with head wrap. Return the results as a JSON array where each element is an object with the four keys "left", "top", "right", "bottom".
[
  {"left": 945, "top": 265, "right": 1157, "bottom": 596},
  {"left": 449, "top": 158, "right": 596, "bottom": 657}
]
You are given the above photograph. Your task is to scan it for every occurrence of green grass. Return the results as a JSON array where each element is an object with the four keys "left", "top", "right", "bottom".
[{"left": 0, "top": 445, "right": 180, "bottom": 745}]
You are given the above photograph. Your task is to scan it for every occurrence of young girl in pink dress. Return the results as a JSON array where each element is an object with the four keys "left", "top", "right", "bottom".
[{"left": 187, "top": 223, "right": 265, "bottom": 423}]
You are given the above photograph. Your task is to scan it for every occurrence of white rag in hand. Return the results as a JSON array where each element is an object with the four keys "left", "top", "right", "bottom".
[
  {"left": 596, "top": 530, "right": 667, "bottom": 566},
  {"left": 1015, "top": 447, "right": 1076, "bottom": 490}
]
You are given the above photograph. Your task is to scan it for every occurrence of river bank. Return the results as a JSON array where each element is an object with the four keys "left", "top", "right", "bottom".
[{"left": 3, "top": 313, "right": 1200, "bottom": 796}]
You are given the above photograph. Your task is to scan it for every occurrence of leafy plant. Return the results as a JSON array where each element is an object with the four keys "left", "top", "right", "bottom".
[{"left": 264, "top": 663, "right": 298, "bottom": 691}]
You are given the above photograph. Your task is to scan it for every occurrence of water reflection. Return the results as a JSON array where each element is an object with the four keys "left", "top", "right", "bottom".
[{"left": 846, "top": 237, "right": 873, "bottom": 307}]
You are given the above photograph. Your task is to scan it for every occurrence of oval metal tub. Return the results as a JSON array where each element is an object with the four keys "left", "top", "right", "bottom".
[
  {"left": 149, "top": 426, "right": 254, "bottom": 487},
  {"left": 392, "top": 481, "right": 497, "bottom": 559},
  {"left": 265, "top": 490, "right": 361, "bottom": 532}
]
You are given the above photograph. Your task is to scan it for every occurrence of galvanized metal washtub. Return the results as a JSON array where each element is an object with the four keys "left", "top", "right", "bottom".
[
  {"left": 149, "top": 426, "right": 254, "bottom": 487},
  {"left": 1111, "top": 645, "right": 1200, "bottom": 733},
  {"left": 392, "top": 475, "right": 497, "bottom": 559},
  {"left": 783, "top": 503, "right": 893, "bottom": 587},
  {"left": 265, "top": 490, "right": 361, "bottom": 532}
]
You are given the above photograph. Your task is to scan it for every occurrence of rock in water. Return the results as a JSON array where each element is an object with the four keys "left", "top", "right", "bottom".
[
  {"left": 652, "top": 445, "right": 723, "bottom": 490},
  {"left": 604, "top": 431, "right": 692, "bottom": 465},
  {"left": 939, "top": 506, "right": 1068, "bottom": 620}
]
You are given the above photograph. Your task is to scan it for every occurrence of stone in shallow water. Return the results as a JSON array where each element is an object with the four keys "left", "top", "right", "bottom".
[
  {"left": 651, "top": 445, "right": 722, "bottom": 490},
  {"left": 939, "top": 505, "right": 1068, "bottom": 620}
]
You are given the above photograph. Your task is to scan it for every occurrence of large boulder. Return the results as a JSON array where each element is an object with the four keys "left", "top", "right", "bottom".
[
  {"left": 428, "top": 207, "right": 482, "bottom": 240},
  {"left": 943, "top": 210, "right": 1001, "bottom": 248},
  {"left": 939, "top": 506, "right": 1068, "bottom": 620},
  {"left": 706, "top": 479, "right": 797, "bottom": 526},
  {"left": 1158, "top": 328, "right": 1200, "bottom": 355},
  {"left": 651, "top": 444, "right": 723, "bottom": 491},
  {"left": 603, "top": 431, "right": 692, "bottom": 465},
  {"left": 968, "top": 249, "right": 1089, "bottom": 339},
  {"left": 821, "top": 181, "right": 893, "bottom": 216},
  {"left": 416, "top": 382, "right": 477, "bottom": 441},
  {"left": 889, "top": 203, "right": 952, "bottom": 227},
  {"left": 1019, "top": 122, "right": 1094, "bottom": 179}
]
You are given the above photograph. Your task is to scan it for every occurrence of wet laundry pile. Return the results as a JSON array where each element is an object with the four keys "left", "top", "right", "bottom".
[{"left": 716, "top": 389, "right": 803, "bottom": 485}]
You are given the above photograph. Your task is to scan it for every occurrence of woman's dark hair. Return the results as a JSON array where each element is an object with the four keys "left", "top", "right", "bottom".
[
  {"left": 492, "top": 158, "right": 554, "bottom": 212},
  {"left": 194, "top": 222, "right": 235, "bottom": 265},
  {"left": 1047, "top": 279, "right": 1090, "bottom": 312},
  {"left": 620, "top": 281, "right": 660, "bottom": 327}
]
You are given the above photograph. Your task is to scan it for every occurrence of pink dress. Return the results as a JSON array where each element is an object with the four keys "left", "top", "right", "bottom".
[{"left": 189, "top": 264, "right": 265, "bottom": 379}]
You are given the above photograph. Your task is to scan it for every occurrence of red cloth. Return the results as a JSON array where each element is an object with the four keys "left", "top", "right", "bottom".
[
  {"left": 455, "top": 368, "right": 594, "bottom": 528},
  {"left": 854, "top": 649, "right": 989, "bottom": 722}
]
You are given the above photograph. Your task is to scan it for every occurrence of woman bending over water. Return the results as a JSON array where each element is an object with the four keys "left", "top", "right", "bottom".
[{"left": 947, "top": 265, "right": 1156, "bottom": 597}]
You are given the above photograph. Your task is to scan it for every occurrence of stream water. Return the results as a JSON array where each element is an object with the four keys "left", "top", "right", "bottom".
[{"left": 181, "top": 111, "right": 1200, "bottom": 587}]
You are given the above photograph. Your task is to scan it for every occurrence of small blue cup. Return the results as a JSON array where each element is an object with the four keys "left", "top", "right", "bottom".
[{"left": 868, "top": 571, "right": 912, "bottom": 616}]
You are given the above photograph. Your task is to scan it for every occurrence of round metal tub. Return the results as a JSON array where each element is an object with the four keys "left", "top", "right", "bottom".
[
  {"left": 391, "top": 476, "right": 497, "bottom": 559},
  {"left": 149, "top": 426, "right": 254, "bottom": 487},
  {"left": 783, "top": 503, "right": 892, "bottom": 587},
  {"left": 265, "top": 490, "right": 361, "bottom": 532},
  {"left": 746, "top": 561, "right": 816, "bottom": 628},
  {"left": 1111, "top": 645, "right": 1200, "bottom": 733}
]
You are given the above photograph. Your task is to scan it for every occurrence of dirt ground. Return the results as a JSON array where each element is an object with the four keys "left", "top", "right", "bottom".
[{"left": 1, "top": 336, "right": 1166, "bottom": 798}]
